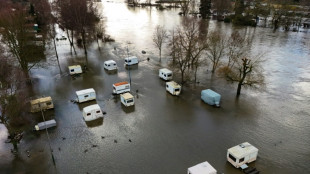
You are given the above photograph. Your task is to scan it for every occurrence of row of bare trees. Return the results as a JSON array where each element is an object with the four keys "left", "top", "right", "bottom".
[{"left": 153, "top": 19, "right": 265, "bottom": 96}]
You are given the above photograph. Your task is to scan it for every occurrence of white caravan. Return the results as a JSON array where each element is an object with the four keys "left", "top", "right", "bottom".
[
  {"left": 68, "top": 65, "right": 83, "bottom": 75},
  {"left": 120, "top": 92, "right": 135, "bottom": 107},
  {"left": 104, "top": 60, "right": 117, "bottom": 70},
  {"left": 76, "top": 88, "right": 96, "bottom": 103},
  {"left": 166, "top": 81, "right": 181, "bottom": 96},
  {"left": 82, "top": 104, "right": 104, "bottom": 121},
  {"left": 35, "top": 119, "right": 57, "bottom": 131},
  {"left": 227, "top": 142, "right": 259, "bottom": 168},
  {"left": 124, "top": 56, "right": 139, "bottom": 66},
  {"left": 159, "top": 68, "right": 173, "bottom": 81},
  {"left": 30, "top": 96, "right": 54, "bottom": 113},
  {"left": 188, "top": 161, "right": 217, "bottom": 174},
  {"left": 113, "top": 81, "right": 130, "bottom": 94}
]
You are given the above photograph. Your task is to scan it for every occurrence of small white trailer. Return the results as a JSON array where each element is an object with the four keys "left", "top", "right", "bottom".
[
  {"left": 113, "top": 81, "right": 130, "bottom": 94},
  {"left": 188, "top": 161, "right": 217, "bottom": 174},
  {"left": 68, "top": 65, "right": 83, "bottom": 75},
  {"left": 120, "top": 92, "right": 134, "bottom": 107},
  {"left": 166, "top": 81, "right": 181, "bottom": 96},
  {"left": 125, "top": 56, "right": 139, "bottom": 66},
  {"left": 30, "top": 96, "right": 54, "bottom": 113},
  {"left": 104, "top": 60, "right": 117, "bottom": 70},
  {"left": 227, "top": 142, "right": 259, "bottom": 168},
  {"left": 35, "top": 119, "right": 57, "bottom": 131},
  {"left": 76, "top": 88, "right": 96, "bottom": 103},
  {"left": 82, "top": 104, "right": 104, "bottom": 121},
  {"left": 159, "top": 68, "right": 173, "bottom": 80}
]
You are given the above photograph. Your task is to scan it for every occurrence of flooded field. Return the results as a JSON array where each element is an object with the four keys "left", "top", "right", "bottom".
[{"left": 0, "top": 0, "right": 310, "bottom": 174}]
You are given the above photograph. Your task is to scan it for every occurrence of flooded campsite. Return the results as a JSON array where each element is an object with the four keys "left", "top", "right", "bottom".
[{"left": 0, "top": 0, "right": 310, "bottom": 174}]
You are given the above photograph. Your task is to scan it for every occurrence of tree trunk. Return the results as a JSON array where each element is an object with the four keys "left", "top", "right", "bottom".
[
  {"left": 53, "top": 37, "right": 62, "bottom": 73},
  {"left": 71, "top": 30, "right": 77, "bottom": 55},
  {"left": 96, "top": 37, "right": 101, "bottom": 51},
  {"left": 81, "top": 30, "right": 87, "bottom": 56},
  {"left": 237, "top": 82, "right": 242, "bottom": 96},
  {"left": 159, "top": 49, "right": 161, "bottom": 62}
]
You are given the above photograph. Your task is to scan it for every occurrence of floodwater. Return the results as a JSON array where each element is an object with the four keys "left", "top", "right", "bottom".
[{"left": 1, "top": 0, "right": 310, "bottom": 174}]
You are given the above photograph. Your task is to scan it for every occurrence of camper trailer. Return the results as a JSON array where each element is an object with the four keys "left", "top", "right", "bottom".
[
  {"left": 159, "top": 68, "right": 173, "bottom": 81},
  {"left": 68, "top": 65, "right": 83, "bottom": 75},
  {"left": 113, "top": 82, "right": 130, "bottom": 94},
  {"left": 104, "top": 60, "right": 117, "bottom": 70},
  {"left": 124, "top": 56, "right": 139, "bottom": 66},
  {"left": 201, "top": 89, "right": 221, "bottom": 107},
  {"left": 227, "top": 142, "right": 259, "bottom": 168},
  {"left": 166, "top": 81, "right": 181, "bottom": 96},
  {"left": 35, "top": 119, "right": 57, "bottom": 131},
  {"left": 30, "top": 97, "right": 54, "bottom": 113},
  {"left": 188, "top": 161, "right": 217, "bottom": 174},
  {"left": 82, "top": 104, "right": 104, "bottom": 121},
  {"left": 76, "top": 88, "right": 96, "bottom": 103},
  {"left": 120, "top": 92, "right": 134, "bottom": 107}
]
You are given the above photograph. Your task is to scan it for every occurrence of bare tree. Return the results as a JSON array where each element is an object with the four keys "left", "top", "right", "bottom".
[
  {"left": 206, "top": 30, "right": 226, "bottom": 73},
  {"left": 153, "top": 25, "right": 168, "bottom": 62},
  {"left": 169, "top": 19, "right": 208, "bottom": 84},
  {"left": 180, "top": 0, "right": 191, "bottom": 15},
  {"left": 0, "top": 3, "right": 41, "bottom": 75},
  {"left": 0, "top": 53, "right": 31, "bottom": 153},
  {"left": 219, "top": 57, "right": 265, "bottom": 96}
]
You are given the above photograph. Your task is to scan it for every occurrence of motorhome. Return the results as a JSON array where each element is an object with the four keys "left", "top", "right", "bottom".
[
  {"left": 113, "top": 81, "right": 130, "bottom": 94},
  {"left": 124, "top": 56, "right": 139, "bottom": 66},
  {"left": 35, "top": 119, "right": 57, "bottom": 131},
  {"left": 82, "top": 104, "right": 104, "bottom": 121},
  {"left": 76, "top": 88, "right": 96, "bottom": 103},
  {"left": 30, "top": 96, "right": 54, "bottom": 113},
  {"left": 68, "top": 65, "right": 83, "bottom": 75},
  {"left": 166, "top": 81, "right": 181, "bottom": 96},
  {"left": 120, "top": 92, "right": 135, "bottom": 107},
  {"left": 201, "top": 89, "right": 221, "bottom": 107},
  {"left": 227, "top": 142, "right": 258, "bottom": 168},
  {"left": 159, "top": 68, "right": 173, "bottom": 81},
  {"left": 188, "top": 161, "right": 217, "bottom": 174},
  {"left": 104, "top": 60, "right": 117, "bottom": 70}
]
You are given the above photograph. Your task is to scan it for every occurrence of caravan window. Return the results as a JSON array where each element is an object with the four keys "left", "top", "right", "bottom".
[
  {"left": 71, "top": 69, "right": 74, "bottom": 72},
  {"left": 108, "top": 64, "right": 110, "bottom": 66},
  {"left": 166, "top": 85, "right": 169, "bottom": 88},
  {"left": 127, "top": 99, "right": 133, "bottom": 103},
  {"left": 167, "top": 74, "right": 172, "bottom": 77},
  {"left": 87, "top": 113, "right": 91, "bottom": 116},
  {"left": 128, "top": 60, "right": 132, "bottom": 62},
  {"left": 46, "top": 102, "right": 52, "bottom": 106},
  {"left": 105, "top": 64, "right": 107, "bottom": 66},
  {"left": 84, "top": 95, "right": 89, "bottom": 98},
  {"left": 239, "top": 157, "right": 244, "bottom": 163},
  {"left": 229, "top": 153, "right": 237, "bottom": 162},
  {"left": 114, "top": 64, "right": 116, "bottom": 66},
  {"left": 96, "top": 110, "right": 101, "bottom": 113},
  {"left": 164, "top": 74, "right": 166, "bottom": 77},
  {"left": 175, "top": 88, "right": 180, "bottom": 92},
  {"left": 125, "top": 85, "right": 129, "bottom": 89}
]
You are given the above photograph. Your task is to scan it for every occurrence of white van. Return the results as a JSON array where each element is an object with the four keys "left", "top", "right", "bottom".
[
  {"left": 104, "top": 60, "right": 117, "bottom": 71},
  {"left": 82, "top": 104, "right": 103, "bottom": 121},
  {"left": 125, "top": 56, "right": 139, "bottom": 66},
  {"left": 188, "top": 161, "right": 217, "bottom": 174},
  {"left": 166, "top": 81, "right": 181, "bottom": 96},
  {"left": 76, "top": 88, "right": 96, "bottom": 103},
  {"left": 120, "top": 92, "right": 134, "bottom": 107},
  {"left": 159, "top": 68, "right": 173, "bottom": 80},
  {"left": 227, "top": 142, "right": 258, "bottom": 168},
  {"left": 113, "top": 81, "right": 130, "bottom": 94},
  {"left": 68, "top": 65, "right": 83, "bottom": 75},
  {"left": 30, "top": 96, "right": 54, "bottom": 113}
]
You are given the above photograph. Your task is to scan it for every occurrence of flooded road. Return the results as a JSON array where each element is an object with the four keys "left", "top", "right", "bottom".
[{"left": 1, "top": 0, "right": 310, "bottom": 174}]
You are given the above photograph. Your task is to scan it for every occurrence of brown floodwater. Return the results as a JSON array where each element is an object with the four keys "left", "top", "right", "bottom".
[{"left": 0, "top": 0, "right": 310, "bottom": 174}]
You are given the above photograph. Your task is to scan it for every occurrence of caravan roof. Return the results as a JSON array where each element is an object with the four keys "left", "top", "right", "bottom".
[
  {"left": 104, "top": 60, "right": 116, "bottom": 64},
  {"left": 201, "top": 89, "right": 220, "bottom": 98},
  {"left": 125, "top": 56, "right": 137, "bottom": 60},
  {"left": 113, "top": 81, "right": 129, "bottom": 87},
  {"left": 160, "top": 68, "right": 172, "bottom": 74},
  {"left": 228, "top": 142, "right": 258, "bottom": 159},
  {"left": 76, "top": 88, "right": 95, "bottom": 96},
  {"left": 83, "top": 104, "right": 101, "bottom": 113},
  {"left": 167, "top": 81, "right": 181, "bottom": 88},
  {"left": 121, "top": 93, "right": 134, "bottom": 100},
  {"left": 188, "top": 161, "right": 217, "bottom": 174},
  {"left": 68, "top": 65, "right": 81, "bottom": 69},
  {"left": 30, "top": 96, "right": 52, "bottom": 105}
]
